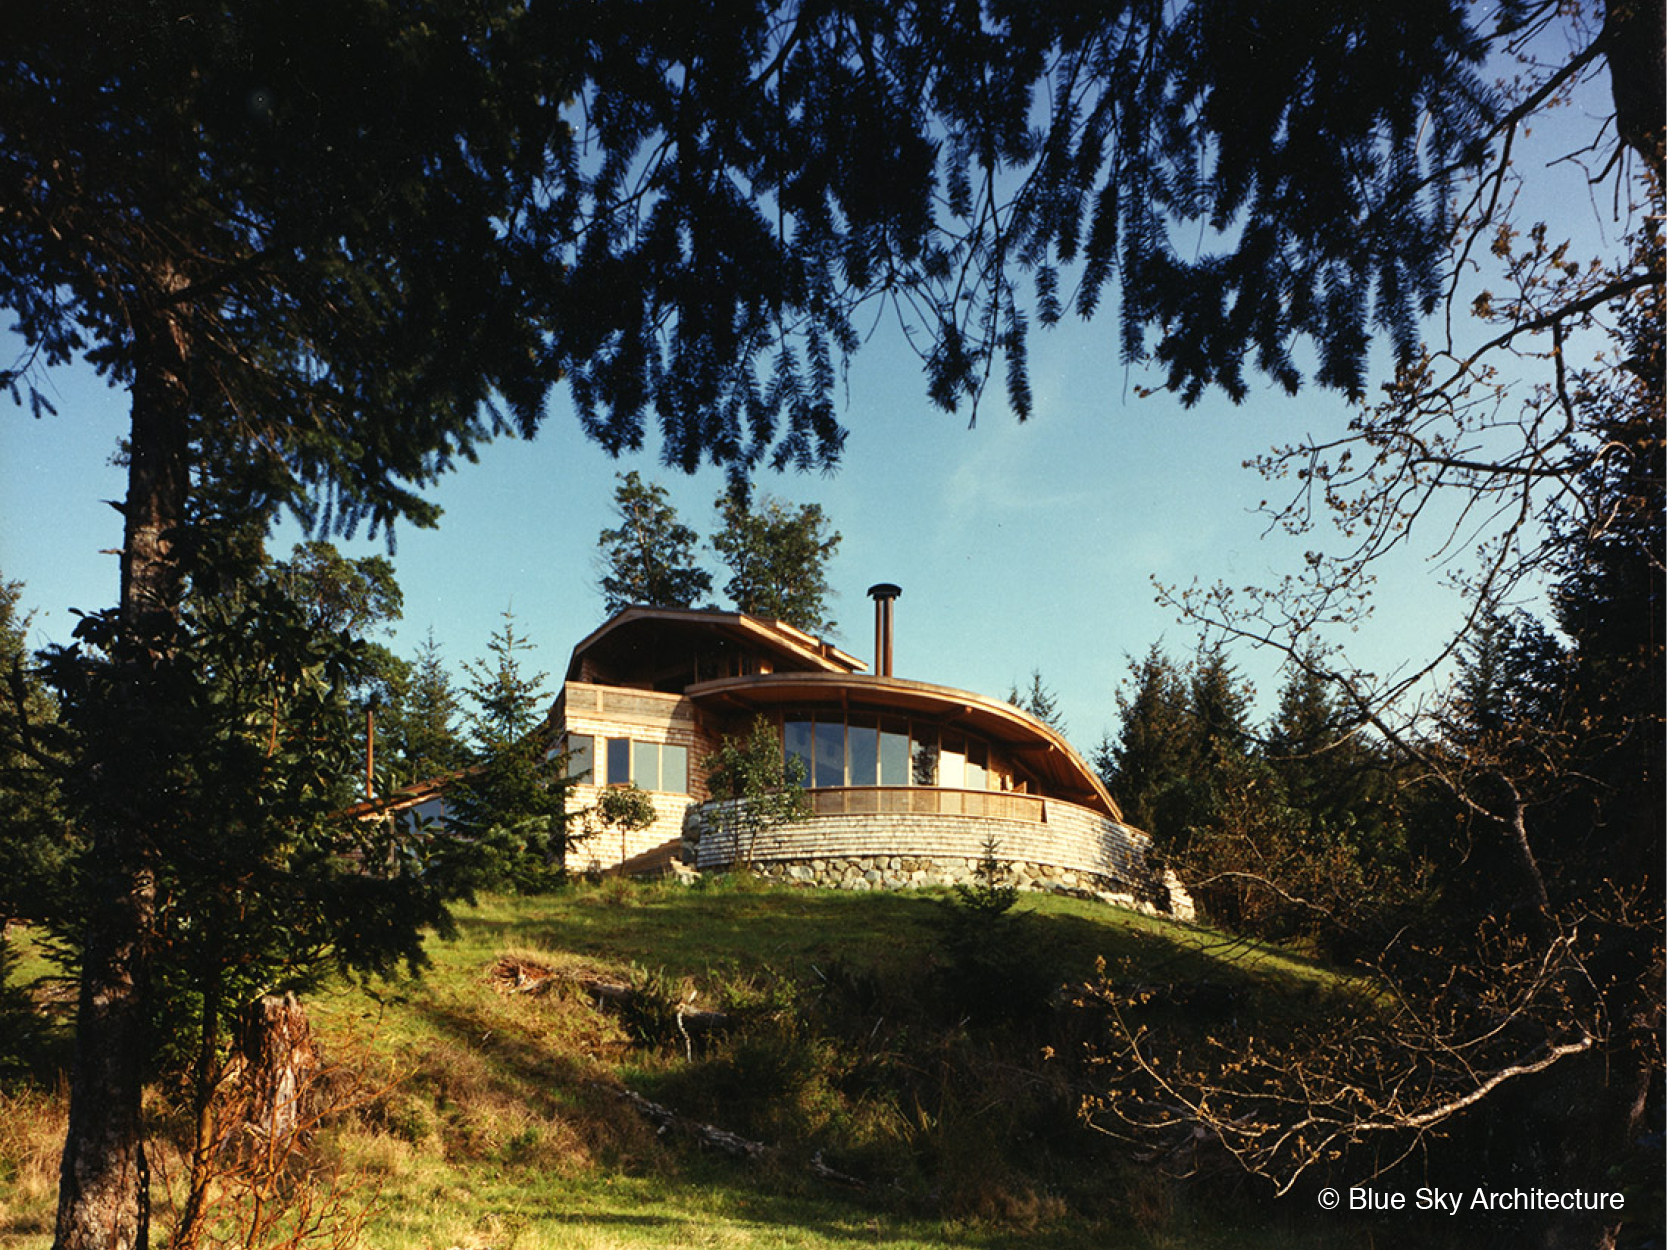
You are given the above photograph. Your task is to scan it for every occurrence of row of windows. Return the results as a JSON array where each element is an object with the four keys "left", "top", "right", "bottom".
[
  {"left": 552, "top": 716, "right": 1004, "bottom": 798},
  {"left": 783, "top": 714, "right": 995, "bottom": 791},
  {"left": 555, "top": 733, "right": 689, "bottom": 794}
]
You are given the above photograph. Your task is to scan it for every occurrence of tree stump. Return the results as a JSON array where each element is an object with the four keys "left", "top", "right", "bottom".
[{"left": 238, "top": 993, "right": 317, "bottom": 1154}]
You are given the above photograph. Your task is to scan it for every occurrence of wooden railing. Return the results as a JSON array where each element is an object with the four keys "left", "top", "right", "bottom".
[{"left": 806, "top": 786, "right": 1045, "bottom": 823}]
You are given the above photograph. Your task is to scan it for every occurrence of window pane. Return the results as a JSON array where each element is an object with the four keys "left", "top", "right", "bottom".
[
  {"left": 848, "top": 721, "right": 878, "bottom": 786},
  {"left": 813, "top": 718, "right": 845, "bottom": 788},
  {"left": 401, "top": 797, "right": 446, "bottom": 835},
  {"left": 879, "top": 718, "right": 910, "bottom": 785},
  {"left": 662, "top": 744, "right": 688, "bottom": 794},
  {"left": 966, "top": 738, "right": 988, "bottom": 791},
  {"left": 784, "top": 718, "right": 813, "bottom": 788},
  {"left": 606, "top": 737, "right": 630, "bottom": 787},
  {"left": 565, "top": 734, "right": 594, "bottom": 782},
  {"left": 911, "top": 727, "right": 939, "bottom": 786},
  {"left": 633, "top": 740, "right": 661, "bottom": 791},
  {"left": 939, "top": 733, "right": 965, "bottom": 789}
]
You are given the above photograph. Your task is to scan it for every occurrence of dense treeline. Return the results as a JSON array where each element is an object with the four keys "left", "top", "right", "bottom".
[
  {"left": 1095, "top": 644, "right": 1414, "bottom": 953},
  {"left": 1086, "top": 250, "right": 1662, "bottom": 1235}
]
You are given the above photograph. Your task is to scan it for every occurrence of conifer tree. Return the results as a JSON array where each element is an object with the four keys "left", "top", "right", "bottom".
[
  {"left": 1104, "top": 645, "right": 1192, "bottom": 835},
  {"left": 596, "top": 472, "right": 712, "bottom": 615},
  {"left": 1008, "top": 669, "right": 1068, "bottom": 737},
  {"left": 387, "top": 630, "right": 469, "bottom": 782},
  {"left": 0, "top": 575, "right": 71, "bottom": 932},
  {"left": 447, "top": 610, "right": 571, "bottom": 889}
]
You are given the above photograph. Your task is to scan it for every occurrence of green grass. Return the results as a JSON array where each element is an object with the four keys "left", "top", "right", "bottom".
[{"left": 2, "top": 880, "right": 1428, "bottom": 1250}]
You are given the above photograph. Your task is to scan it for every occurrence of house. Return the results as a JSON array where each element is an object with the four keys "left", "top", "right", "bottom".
[{"left": 550, "top": 586, "right": 1191, "bottom": 917}]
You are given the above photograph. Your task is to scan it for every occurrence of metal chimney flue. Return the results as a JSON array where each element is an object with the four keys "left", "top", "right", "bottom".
[{"left": 867, "top": 583, "right": 901, "bottom": 677}]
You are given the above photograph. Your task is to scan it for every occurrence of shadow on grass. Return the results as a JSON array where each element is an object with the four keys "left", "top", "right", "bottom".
[{"left": 376, "top": 883, "right": 1396, "bottom": 1250}]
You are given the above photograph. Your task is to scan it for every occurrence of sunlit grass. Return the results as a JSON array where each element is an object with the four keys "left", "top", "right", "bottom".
[{"left": 3, "top": 879, "right": 1409, "bottom": 1250}]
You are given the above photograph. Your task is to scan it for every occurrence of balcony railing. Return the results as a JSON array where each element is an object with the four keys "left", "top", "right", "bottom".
[{"left": 806, "top": 786, "right": 1045, "bottom": 823}]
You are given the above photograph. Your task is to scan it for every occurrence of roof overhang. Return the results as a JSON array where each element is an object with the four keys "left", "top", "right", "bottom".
[
  {"left": 685, "top": 671, "right": 1124, "bottom": 821},
  {"left": 566, "top": 607, "right": 865, "bottom": 681}
]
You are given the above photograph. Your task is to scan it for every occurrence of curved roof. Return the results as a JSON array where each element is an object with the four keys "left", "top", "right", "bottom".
[{"left": 686, "top": 671, "right": 1124, "bottom": 821}]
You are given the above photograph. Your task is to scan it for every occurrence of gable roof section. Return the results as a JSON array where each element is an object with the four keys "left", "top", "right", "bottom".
[{"left": 565, "top": 606, "right": 865, "bottom": 683}]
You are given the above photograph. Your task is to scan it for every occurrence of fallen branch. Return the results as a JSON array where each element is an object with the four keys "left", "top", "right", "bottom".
[
  {"left": 489, "top": 956, "right": 731, "bottom": 1033},
  {"left": 594, "top": 1083, "right": 867, "bottom": 1190}
]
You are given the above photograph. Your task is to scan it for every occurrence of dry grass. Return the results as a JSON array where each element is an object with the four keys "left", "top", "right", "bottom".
[{"left": 0, "top": 1084, "right": 65, "bottom": 1245}]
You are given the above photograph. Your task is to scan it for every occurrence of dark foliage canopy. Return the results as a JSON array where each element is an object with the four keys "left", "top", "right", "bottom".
[{"left": 10, "top": 0, "right": 1646, "bottom": 495}]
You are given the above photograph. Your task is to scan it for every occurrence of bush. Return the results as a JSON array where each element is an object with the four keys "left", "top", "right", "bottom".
[{"left": 933, "top": 839, "right": 1053, "bottom": 1024}]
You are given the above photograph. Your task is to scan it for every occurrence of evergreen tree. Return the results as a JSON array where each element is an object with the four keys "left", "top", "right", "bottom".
[
  {"left": 461, "top": 610, "right": 548, "bottom": 751},
  {"left": 270, "top": 541, "right": 404, "bottom": 637},
  {"left": 0, "top": 575, "right": 72, "bottom": 1078},
  {"left": 1007, "top": 669, "right": 1068, "bottom": 737},
  {"left": 447, "top": 611, "right": 571, "bottom": 889},
  {"left": 712, "top": 492, "right": 842, "bottom": 636},
  {"left": 1186, "top": 644, "right": 1253, "bottom": 768},
  {"left": 39, "top": 547, "right": 458, "bottom": 1250},
  {"left": 596, "top": 472, "right": 713, "bottom": 615},
  {"left": 1264, "top": 653, "right": 1386, "bottom": 833},
  {"left": 1104, "top": 645, "right": 1192, "bottom": 834},
  {"left": 0, "top": 575, "right": 71, "bottom": 931},
  {"left": 384, "top": 630, "right": 469, "bottom": 782}
]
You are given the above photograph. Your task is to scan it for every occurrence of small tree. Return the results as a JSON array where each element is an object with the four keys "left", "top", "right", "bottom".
[
  {"left": 934, "top": 836, "right": 1052, "bottom": 1024},
  {"left": 712, "top": 493, "right": 841, "bottom": 636},
  {"left": 589, "top": 783, "right": 660, "bottom": 870},
  {"left": 447, "top": 611, "right": 572, "bottom": 890},
  {"left": 40, "top": 550, "right": 460, "bottom": 1250},
  {"left": 596, "top": 471, "right": 712, "bottom": 615},
  {"left": 699, "top": 716, "right": 809, "bottom": 871}
]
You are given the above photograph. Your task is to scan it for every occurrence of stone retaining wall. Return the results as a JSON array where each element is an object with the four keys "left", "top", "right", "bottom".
[{"left": 683, "top": 798, "right": 1194, "bottom": 920}]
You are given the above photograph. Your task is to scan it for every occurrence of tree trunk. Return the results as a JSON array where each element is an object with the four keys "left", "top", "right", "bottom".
[
  {"left": 54, "top": 286, "right": 193, "bottom": 1250},
  {"left": 52, "top": 870, "right": 156, "bottom": 1250},
  {"left": 1603, "top": 0, "right": 1665, "bottom": 176}
]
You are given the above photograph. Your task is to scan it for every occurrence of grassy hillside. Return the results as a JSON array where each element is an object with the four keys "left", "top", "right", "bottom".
[{"left": 3, "top": 878, "right": 1450, "bottom": 1249}]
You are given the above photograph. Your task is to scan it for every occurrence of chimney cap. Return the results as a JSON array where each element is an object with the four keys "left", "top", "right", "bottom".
[{"left": 867, "top": 582, "right": 902, "bottom": 600}]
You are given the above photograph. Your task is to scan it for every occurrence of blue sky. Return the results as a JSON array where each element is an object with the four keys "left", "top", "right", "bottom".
[
  {"left": 0, "top": 66, "right": 1622, "bottom": 754},
  {"left": 0, "top": 312, "right": 1454, "bottom": 753}
]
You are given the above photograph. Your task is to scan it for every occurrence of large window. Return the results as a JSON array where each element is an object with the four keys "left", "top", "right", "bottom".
[
  {"left": 879, "top": 717, "right": 910, "bottom": 785},
  {"left": 848, "top": 716, "right": 878, "bottom": 786},
  {"left": 812, "top": 719, "right": 844, "bottom": 788},
  {"left": 783, "top": 712, "right": 992, "bottom": 791},
  {"left": 546, "top": 733, "right": 685, "bottom": 792}
]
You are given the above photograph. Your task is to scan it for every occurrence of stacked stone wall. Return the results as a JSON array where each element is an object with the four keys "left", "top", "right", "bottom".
[{"left": 683, "top": 800, "right": 1194, "bottom": 920}]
